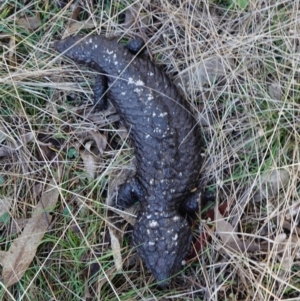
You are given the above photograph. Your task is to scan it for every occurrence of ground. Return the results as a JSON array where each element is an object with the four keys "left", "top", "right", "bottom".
[{"left": 0, "top": 0, "right": 300, "bottom": 300}]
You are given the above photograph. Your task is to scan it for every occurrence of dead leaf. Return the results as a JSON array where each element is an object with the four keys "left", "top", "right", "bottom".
[
  {"left": 224, "top": 241, "right": 260, "bottom": 253},
  {"left": 1, "top": 177, "right": 60, "bottom": 287},
  {"left": 84, "top": 281, "right": 93, "bottom": 299},
  {"left": 252, "top": 169, "right": 290, "bottom": 203},
  {"left": 0, "top": 127, "right": 7, "bottom": 144},
  {"left": 0, "top": 197, "right": 12, "bottom": 216},
  {"left": 62, "top": 21, "right": 95, "bottom": 38},
  {"left": 79, "top": 131, "right": 107, "bottom": 179},
  {"left": 231, "top": 169, "right": 290, "bottom": 229},
  {"left": 124, "top": 5, "right": 136, "bottom": 28},
  {"left": 32, "top": 183, "right": 43, "bottom": 200},
  {"left": 8, "top": 37, "right": 16, "bottom": 67},
  {"left": 108, "top": 227, "right": 123, "bottom": 271},
  {"left": 70, "top": 4, "right": 81, "bottom": 20},
  {"left": 88, "top": 131, "right": 107, "bottom": 155},
  {"left": 123, "top": 1, "right": 151, "bottom": 31},
  {"left": 95, "top": 266, "right": 117, "bottom": 294},
  {"left": 0, "top": 251, "right": 6, "bottom": 263},
  {"left": 269, "top": 81, "right": 282, "bottom": 101},
  {"left": 56, "top": 5, "right": 95, "bottom": 38},
  {"left": 0, "top": 146, "right": 13, "bottom": 157},
  {"left": 105, "top": 166, "right": 137, "bottom": 272},
  {"left": 106, "top": 166, "right": 137, "bottom": 226},
  {"left": 88, "top": 110, "right": 120, "bottom": 126},
  {"left": 83, "top": 261, "right": 118, "bottom": 294},
  {"left": 214, "top": 205, "right": 261, "bottom": 253},
  {"left": 16, "top": 15, "right": 41, "bottom": 31},
  {"left": 272, "top": 233, "right": 295, "bottom": 273},
  {"left": 22, "top": 132, "right": 35, "bottom": 144},
  {"left": 116, "top": 125, "right": 129, "bottom": 140},
  {"left": 0, "top": 130, "right": 35, "bottom": 158},
  {"left": 79, "top": 141, "right": 98, "bottom": 179},
  {"left": 10, "top": 218, "right": 29, "bottom": 235},
  {"left": 0, "top": 126, "right": 10, "bottom": 156},
  {"left": 177, "top": 57, "right": 234, "bottom": 91},
  {"left": 215, "top": 206, "right": 240, "bottom": 245}
]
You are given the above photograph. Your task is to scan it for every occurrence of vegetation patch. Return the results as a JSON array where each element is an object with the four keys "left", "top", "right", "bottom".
[{"left": 0, "top": 0, "right": 299, "bottom": 300}]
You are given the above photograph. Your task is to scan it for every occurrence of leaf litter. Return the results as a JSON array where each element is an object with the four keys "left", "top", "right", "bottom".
[
  {"left": 78, "top": 131, "right": 107, "bottom": 179},
  {"left": 2, "top": 0, "right": 300, "bottom": 299},
  {"left": 1, "top": 176, "right": 60, "bottom": 287},
  {"left": 0, "top": 101, "right": 112, "bottom": 289},
  {"left": 105, "top": 166, "right": 138, "bottom": 275}
]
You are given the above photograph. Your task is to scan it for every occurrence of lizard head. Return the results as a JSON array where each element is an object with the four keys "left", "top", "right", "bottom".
[{"left": 132, "top": 211, "right": 192, "bottom": 287}]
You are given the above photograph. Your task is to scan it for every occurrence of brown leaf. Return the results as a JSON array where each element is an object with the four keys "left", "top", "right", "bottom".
[
  {"left": 62, "top": 21, "right": 95, "bottom": 38},
  {"left": 106, "top": 167, "right": 137, "bottom": 226},
  {"left": 78, "top": 132, "right": 107, "bottom": 179},
  {"left": 10, "top": 218, "right": 29, "bottom": 235},
  {"left": 79, "top": 141, "right": 98, "bottom": 179},
  {"left": 0, "top": 197, "right": 12, "bottom": 216},
  {"left": 116, "top": 125, "right": 129, "bottom": 141},
  {"left": 271, "top": 234, "right": 296, "bottom": 273},
  {"left": 94, "top": 266, "right": 117, "bottom": 294},
  {"left": 0, "top": 251, "right": 6, "bottom": 263},
  {"left": 124, "top": 5, "right": 136, "bottom": 28},
  {"left": 16, "top": 15, "right": 41, "bottom": 31},
  {"left": 285, "top": 201, "right": 300, "bottom": 221},
  {"left": 252, "top": 169, "right": 290, "bottom": 203},
  {"left": 0, "top": 130, "right": 35, "bottom": 158},
  {"left": 0, "top": 146, "right": 13, "bottom": 157},
  {"left": 1, "top": 178, "right": 60, "bottom": 287},
  {"left": 215, "top": 206, "right": 261, "bottom": 253},
  {"left": 269, "top": 81, "right": 282, "bottom": 101},
  {"left": 177, "top": 57, "right": 234, "bottom": 91},
  {"left": 215, "top": 206, "right": 239, "bottom": 245},
  {"left": 224, "top": 241, "right": 260, "bottom": 253},
  {"left": 83, "top": 261, "right": 118, "bottom": 294},
  {"left": 88, "top": 131, "right": 107, "bottom": 155},
  {"left": 32, "top": 183, "right": 43, "bottom": 199},
  {"left": 105, "top": 166, "right": 137, "bottom": 272},
  {"left": 108, "top": 227, "right": 123, "bottom": 271},
  {"left": 8, "top": 37, "right": 16, "bottom": 67},
  {"left": 88, "top": 111, "right": 119, "bottom": 126}
]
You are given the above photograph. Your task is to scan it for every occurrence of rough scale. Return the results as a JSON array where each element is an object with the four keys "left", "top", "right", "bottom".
[{"left": 54, "top": 35, "right": 202, "bottom": 286}]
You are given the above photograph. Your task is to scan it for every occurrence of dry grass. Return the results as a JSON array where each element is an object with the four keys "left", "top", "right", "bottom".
[{"left": 1, "top": 0, "right": 300, "bottom": 300}]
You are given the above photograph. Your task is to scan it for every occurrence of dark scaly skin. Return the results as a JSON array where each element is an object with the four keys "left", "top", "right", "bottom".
[{"left": 54, "top": 35, "right": 202, "bottom": 286}]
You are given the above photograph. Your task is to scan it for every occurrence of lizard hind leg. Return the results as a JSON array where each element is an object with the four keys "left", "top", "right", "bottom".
[
  {"left": 180, "top": 189, "right": 202, "bottom": 213},
  {"left": 115, "top": 177, "right": 145, "bottom": 209}
]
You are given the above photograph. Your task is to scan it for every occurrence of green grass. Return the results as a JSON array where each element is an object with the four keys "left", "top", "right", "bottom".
[{"left": 1, "top": 0, "right": 300, "bottom": 300}]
